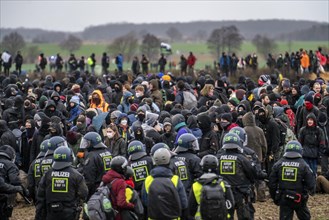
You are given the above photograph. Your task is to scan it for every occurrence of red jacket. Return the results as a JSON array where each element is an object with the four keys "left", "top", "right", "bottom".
[
  {"left": 187, "top": 55, "right": 196, "bottom": 66},
  {"left": 102, "top": 169, "right": 134, "bottom": 220}
]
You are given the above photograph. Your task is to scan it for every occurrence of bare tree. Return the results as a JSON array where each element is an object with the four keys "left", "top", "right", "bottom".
[
  {"left": 1, "top": 32, "right": 26, "bottom": 54},
  {"left": 25, "top": 45, "right": 40, "bottom": 63},
  {"left": 252, "top": 34, "right": 277, "bottom": 58},
  {"left": 108, "top": 31, "right": 138, "bottom": 63},
  {"left": 140, "top": 34, "right": 160, "bottom": 62},
  {"left": 194, "top": 30, "right": 207, "bottom": 42},
  {"left": 59, "top": 35, "right": 82, "bottom": 53},
  {"left": 207, "top": 26, "right": 243, "bottom": 59},
  {"left": 166, "top": 27, "right": 183, "bottom": 42}
]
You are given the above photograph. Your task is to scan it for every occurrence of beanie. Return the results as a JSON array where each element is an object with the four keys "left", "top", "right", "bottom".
[
  {"left": 304, "top": 92, "right": 314, "bottom": 104},
  {"left": 235, "top": 89, "right": 246, "bottom": 101},
  {"left": 300, "top": 85, "right": 310, "bottom": 95},
  {"left": 221, "top": 113, "right": 232, "bottom": 123},
  {"left": 228, "top": 98, "right": 239, "bottom": 107},
  {"left": 282, "top": 80, "right": 291, "bottom": 89},
  {"left": 71, "top": 84, "right": 81, "bottom": 93},
  {"left": 130, "top": 103, "right": 139, "bottom": 112}
]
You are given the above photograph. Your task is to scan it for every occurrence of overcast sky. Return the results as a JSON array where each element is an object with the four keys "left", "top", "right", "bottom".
[{"left": 1, "top": 0, "right": 328, "bottom": 32}]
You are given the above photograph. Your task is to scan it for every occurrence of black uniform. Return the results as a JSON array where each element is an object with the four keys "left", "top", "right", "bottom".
[
  {"left": 175, "top": 151, "right": 202, "bottom": 193},
  {"left": 0, "top": 152, "right": 21, "bottom": 220},
  {"left": 36, "top": 166, "right": 88, "bottom": 220},
  {"left": 269, "top": 157, "right": 315, "bottom": 220},
  {"left": 27, "top": 153, "right": 45, "bottom": 202},
  {"left": 81, "top": 147, "right": 112, "bottom": 198},
  {"left": 128, "top": 154, "right": 153, "bottom": 192},
  {"left": 217, "top": 149, "right": 257, "bottom": 220}
]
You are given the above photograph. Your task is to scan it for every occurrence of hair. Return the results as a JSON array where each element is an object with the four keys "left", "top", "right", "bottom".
[
  {"left": 260, "top": 93, "right": 268, "bottom": 100},
  {"left": 107, "top": 123, "right": 120, "bottom": 140},
  {"left": 123, "top": 82, "right": 131, "bottom": 91},
  {"left": 200, "top": 84, "right": 214, "bottom": 96},
  {"left": 135, "top": 85, "right": 145, "bottom": 92}
]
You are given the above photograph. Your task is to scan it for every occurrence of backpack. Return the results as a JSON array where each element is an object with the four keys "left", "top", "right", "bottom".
[
  {"left": 85, "top": 180, "right": 117, "bottom": 220},
  {"left": 182, "top": 91, "right": 197, "bottom": 109},
  {"left": 12, "top": 128, "right": 22, "bottom": 152},
  {"left": 161, "top": 89, "right": 167, "bottom": 103},
  {"left": 200, "top": 177, "right": 227, "bottom": 220},
  {"left": 274, "top": 118, "right": 296, "bottom": 147},
  {"left": 147, "top": 176, "right": 181, "bottom": 219}
]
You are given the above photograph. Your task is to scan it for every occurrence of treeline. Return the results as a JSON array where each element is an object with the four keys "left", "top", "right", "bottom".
[{"left": 1, "top": 19, "right": 327, "bottom": 43}]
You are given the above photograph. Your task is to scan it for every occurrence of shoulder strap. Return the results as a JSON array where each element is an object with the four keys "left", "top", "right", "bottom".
[{"left": 171, "top": 175, "right": 179, "bottom": 187}]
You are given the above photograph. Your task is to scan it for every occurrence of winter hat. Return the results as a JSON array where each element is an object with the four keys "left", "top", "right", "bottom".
[
  {"left": 77, "top": 115, "right": 86, "bottom": 123},
  {"left": 163, "top": 117, "right": 172, "bottom": 127},
  {"left": 162, "top": 75, "right": 171, "bottom": 81},
  {"left": 213, "top": 99, "right": 222, "bottom": 107},
  {"left": 130, "top": 103, "right": 139, "bottom": 112},
  {"left": 282, "top": 80, "right": 291, "bottom": 89},
  {"left": 228, "top": 98, "right": 239, "bottom": 107},
  {"left": 300, "top": 85, "right": 310, "bottom": 95},
  {"left": 71, "top": 84, "right": 81, "bottom": 93},
  {"left": 318, "top": 112, "right": 327, "bottom": 127},
  {"left": 70, "top": 95, "right": 80, "bottom": 105},
  {"left": 235, "top": 89, "right": 246, "bottom": 101},
  {"left": 221, "top": 113, "right": 232, "bottom": 123},
  {"left": 280, "top": 99, "right": 288, "bottom": 107},
  {"left": 304, "top": 92, "right": 314, "bottom": 104}
]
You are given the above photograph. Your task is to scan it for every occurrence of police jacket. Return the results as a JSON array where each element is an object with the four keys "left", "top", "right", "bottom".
[
  {"left": 175, "top": 151, "right": 203, "bottom": 192},
  {"left": 27, "top": 153, "right": 44, "bottom": 200},
  {"left": 268, "top": 156, "right": 315, "bottom": 199},
  {"left": 0, "top": 155, "right": 20, "bottom": 186},
  {"left": 141, "top": 166, "right": 188, "bottom": 210},
  {"left": 189, "top": 173, "right": 235, "bottom": 219},
  {"left": 82, "top": 147, "right": 112, "bottom": 194},
  {"left": 37, "top": 166, "right": 88, "bottom": 211},
  {"left": 0, "top": 176, "right": 20, "bottom": 194},
  {"left": 128, "top": 154, "right": 153, "bottom": 192},
  {"left": 217, "top": 149, "right": 256, "bottom": 187},
  {"left": 169, "top": 156, "right": 191, "bottom": 191},
  {"left": 40, "top": 153, "right": 54, "bottom": 176}
]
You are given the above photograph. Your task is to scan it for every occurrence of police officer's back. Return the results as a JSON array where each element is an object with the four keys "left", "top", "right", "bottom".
[
  {"left": 174, "top": 133, "right": 202, "bottom": 194},
  {"left": 27, "top": 139, "right": 50, "bottom": 202},
  {"left": 37, "top": 146, "right": 88, "bottom": 220},
  {"left": 189, "top": 154, "right": 234, "bottom": 220},
  {"left": 217, "top": 133, "right": 256, "bottom": 220},
  {"left": 127, "top": 140, "right": 153, "bottom": 192},
  {"left": 269, "top": 141, "right": 315, "bottom": 220},
  {"left": 0, "top": 145, "right": 21, "bottom": 220},
  {"left": 79, "top": 132, "right": 112, "bottom": 198}
]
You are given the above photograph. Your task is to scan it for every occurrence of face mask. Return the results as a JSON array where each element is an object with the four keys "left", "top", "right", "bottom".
[
  {"left": 135, "top": 92, "right": 141, "bottom": 98},
  {"left": 107, "top": 132, "right": 114, "bottom": 139},
  {"left": 220, "top": 122, "right": 230, "bottom": 129},
  {"left": 258, "top": 115, "right": 266, "bottom": 123},
  {"left": 115, "top": 87, "right": 120, "bottom": 92},
  {"left": 37, "top": 121, "right": 42, "bottom": 127},
  {"left": 137, "top": 114, "right": 145, "bottom": 121},
  {"left": 93, "top": 98, "right": 100, "bottom": 105},
  {"left": 305, "top": 102, "right": 313, "bottom": 111},
  {"left": 121, "top": 120, "right": 128, "bottom": 126}
]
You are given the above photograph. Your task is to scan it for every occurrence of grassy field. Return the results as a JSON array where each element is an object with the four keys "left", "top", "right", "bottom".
[{"left": 20, "top": 41, "right": 328, "bottom": 74}]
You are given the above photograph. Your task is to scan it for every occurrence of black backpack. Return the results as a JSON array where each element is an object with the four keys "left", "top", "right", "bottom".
[
  {"left": 147, "top": 176, "right": 181, "bottom": 219},
  {"left": 200, "top": 177, "right": 227, "bottom": 220}
]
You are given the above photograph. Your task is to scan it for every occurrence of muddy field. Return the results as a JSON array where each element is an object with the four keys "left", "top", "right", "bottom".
[{"left": 10, "top": 193, "right": 329, "bottom": 220}]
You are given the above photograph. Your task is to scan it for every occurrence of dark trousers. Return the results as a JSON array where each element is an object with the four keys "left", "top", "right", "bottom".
[
  {"left": 229, "top": 189, "right": 254, "bottom": 220},
  {"left": 279, "top": 201, "right": 310, "bottom": 220}
]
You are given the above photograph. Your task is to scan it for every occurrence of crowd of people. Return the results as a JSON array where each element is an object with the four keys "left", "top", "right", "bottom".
[{"left": 0, "top": 46, "right": 329, "bottom": 220}]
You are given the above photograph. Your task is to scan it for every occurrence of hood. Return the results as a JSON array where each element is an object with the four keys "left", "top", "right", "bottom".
[
  {"left": 90, "top": 89, "right": 107, "bottom": 108},
  {"left": 187, "top": 115, "right": 199, "bottom": 129},
  {"left": 306, "top": 113, "right": 317, "bottom": 126},
  {"left": 51, "top": 91, "right": 60, "bottom": 99},
  {"left": 150, "top": 166, "right": 173, "bottom": 178},
  {"left": 39, "top": 95, "right": 49, "bottom": 109},
  {"left": 242, "top": 112, "right": 256, "bottom": 127},
  {"left": 150, "top": 79, "right": 159, "bottom": 91},
  {"left": 197, "top": 173, "right": 219, "bottom": 184},
  {"left": 273, "top": 106, "right": 284, "bottom": 118},
  {"left": 4, "top": 99, "right": 14, "bottom": 109},
  {"left": 145, "top": 112, "right": 159, "bottom": 127},
  {"left": 103, "top": 169, "right": 125, "bottom": 183},
  {"left": 122, "top": 91, "right": 133, "bottom": 101},
  {"left": 197, "top": 114, "right": 211, "bottom": 132},
  {"left": 70, "top": 95, "right": 80, "bottom": 105},
  {"left": 49, "top": 122, "right": 63, "bottom": 136},
  {"left": 45, "top": 99, "right": 56, "bottom": 110},
  {"left": 159, "top": 111, "right": 171, "bottom": 124},
  {"left": 53, "top": 82, "right": 62, "bottom": 91},
  {"left": 0, "top": 120, "right": 9, "bottom": 133}
]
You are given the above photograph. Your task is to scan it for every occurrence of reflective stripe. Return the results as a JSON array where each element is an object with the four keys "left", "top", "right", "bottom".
[
  {"left": 145, "top": 175, "right": 179, "bottom": 194},
  {"left": 192, "top": 179, "right": 227, "bottom": 219}
]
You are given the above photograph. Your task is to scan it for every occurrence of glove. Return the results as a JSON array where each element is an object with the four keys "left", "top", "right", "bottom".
[{"left": 14, "top": 185, "right": 23, "bottom": 194}]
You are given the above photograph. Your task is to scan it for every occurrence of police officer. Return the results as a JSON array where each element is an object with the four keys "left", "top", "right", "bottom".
[
  {"left": 142, "top": 148, "right": 188, "bottom": 220},
  {"left": 151, "top": 142, "right": 190, "bottom": 189},
  {"left": 41, "top": 136, "right": 68, "bottom": 176},
  {"left": 0, "top": 145, "right": 22, "bottom": 220},
  {"left": 174, "top": 133, "right": 202, "bottom": 194},
  {"left": 269, "top": 141, "right": 315, "bottom": 220},
  {"left": 229, "top": 127, "right": 268, "bottom": 202},
  {"left": 36, "top": 146, "right": 88, "bottom": 220},
  {"left": 127, "top": 140, "right": 153, "bottom": 193},
  {"left": 28, "top": 139, "right": 50, "bottom": 203},
  {"left": 79, "top": 132, "right": 112, "bottom": 198},
  {"left": 189, "top": 154, "right": 235, "bottom": 220},
  {"left": 217, "top": 133, "right": 257, "bottom": 220}
]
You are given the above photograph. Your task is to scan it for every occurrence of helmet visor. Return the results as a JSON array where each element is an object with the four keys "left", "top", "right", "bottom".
[
  {"left": 192, "top": 140, "right": 200, "bottom": 151},
  {"left": 80, "top": 138, "right": 90, "bottom": 149}
]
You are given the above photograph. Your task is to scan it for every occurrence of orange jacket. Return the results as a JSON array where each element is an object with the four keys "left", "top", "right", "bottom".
[
  {"left": 300, "top": 53, "right": 310, "bottom": 68},
  {"left": 89, "top": 90, "right": 109, "bottom": 112}
]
